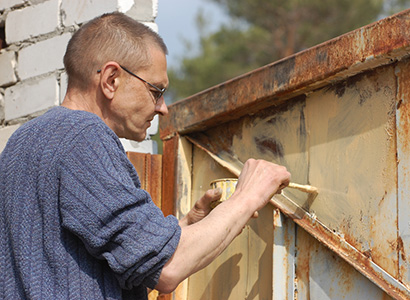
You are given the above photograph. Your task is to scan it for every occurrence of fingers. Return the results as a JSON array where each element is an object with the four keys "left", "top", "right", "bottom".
[
  {"left": 195, "top": 188, "right": 222, "bottom": 210},
  {"left": 239, "top": 159, "right": 290, "bottom": 189},
  {"left": 204, "top": 188, "right": 222, "bottom": 202},
  {"left": 235, "top": 159, "right": 291, "bottom": 212},
  {"left": 185, "top": 188, "right": 223, "bottom": 226},
  {"left": 276, "top": 180, "right": 291, "bottom": 195}
]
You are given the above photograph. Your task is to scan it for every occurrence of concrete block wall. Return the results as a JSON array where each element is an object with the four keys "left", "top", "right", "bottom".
[{"left": 0, "top": 0, "right": 161, "bottom": 153}]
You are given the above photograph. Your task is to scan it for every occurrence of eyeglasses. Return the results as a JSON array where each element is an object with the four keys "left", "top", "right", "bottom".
[
  {"left": 97, "top": 65, "right": 166, "bottom": 104},
  {"left": 120, "top": 65, "right": 166, "bottom": 104}
]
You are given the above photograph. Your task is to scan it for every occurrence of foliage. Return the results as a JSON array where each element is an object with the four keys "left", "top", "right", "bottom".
[{"left": 167, "top": 0, "right": 410, "bottom": 101}]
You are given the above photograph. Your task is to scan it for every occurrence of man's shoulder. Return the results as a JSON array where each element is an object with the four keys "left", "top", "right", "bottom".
[
  {"left": 7, "top": 106, "right": 116, "bottom": 154},
  {"left": 24, "top": 106, "right": 109, "bottom": 136},
  {"left": 46, "top": 106, "right": 119, "bottom": 144},
  {"left": 43, "top": 106, "right": 101, "bottom": 127}
]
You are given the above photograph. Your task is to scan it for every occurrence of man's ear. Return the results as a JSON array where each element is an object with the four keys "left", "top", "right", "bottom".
[{"left": 99, "top": 62, "right": 121, "bottom": 100}]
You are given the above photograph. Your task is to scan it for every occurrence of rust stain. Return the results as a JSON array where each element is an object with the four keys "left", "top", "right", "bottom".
[
  {"left": 395, "top": 58, "right": 410, "bottom": 160},
  {"left": 127, "top": 152, "right": 162, "bottom": 208},
  {"left": 339, "top": 220, "right": 356, "bottom": 249},
  {"left": 388, "top": 239, "right": 398, "bottom": 252},
  {"left": 382, "top": 292, "right": 396, "bottom": 300},
  {"left": 161, "top": 136, "right": 179, "bottom": 216},
  {"left": 363, "top": 249, "right": 372, "bottom": 259},
  {"left": 290, "top": 214, "right": 410, "bottom": 300},
  {"left": 397, "top": 99, "right": 403, "bottom": 110},
  {"left": 397, "top": 84, "right": 410, "bottom": 153},
  {"left": 295, "top": 227, "right": 312, "bottom": 298},
  {"left": 399, "top": 263, "right": 409, "bottom": 288},
  {"left": 397, "top": 237, "right": 406, "bottom": 262}
]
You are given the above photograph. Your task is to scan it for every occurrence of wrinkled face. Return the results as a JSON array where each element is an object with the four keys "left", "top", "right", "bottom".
[{"left": 109, "top": 46, "right": 169, "bottom": 141}]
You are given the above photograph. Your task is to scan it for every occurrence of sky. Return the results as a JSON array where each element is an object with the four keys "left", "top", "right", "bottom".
[{"left": 156, "top": 0, "right": 228, "bottom": 68}]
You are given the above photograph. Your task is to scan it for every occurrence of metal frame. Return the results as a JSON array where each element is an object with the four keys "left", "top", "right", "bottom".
[{"left": 160, "top": 9, "right": 410, "bottom": 300}]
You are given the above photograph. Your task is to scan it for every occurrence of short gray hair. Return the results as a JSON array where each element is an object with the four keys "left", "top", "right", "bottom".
[{"left": 63, "top": 12, "right": 168, "bottom": 91}]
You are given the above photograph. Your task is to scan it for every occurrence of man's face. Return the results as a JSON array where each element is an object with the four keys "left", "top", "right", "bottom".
[{"left": 109, "top": 46, "right": 169, "bottom": 141}]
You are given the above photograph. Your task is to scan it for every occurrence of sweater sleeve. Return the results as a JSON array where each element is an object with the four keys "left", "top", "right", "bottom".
[{"left": 57, "top": 124, "right": 181, "bottom": 290}]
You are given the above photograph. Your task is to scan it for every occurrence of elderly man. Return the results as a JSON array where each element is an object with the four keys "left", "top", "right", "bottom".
[{"left": 0, "top": 12, "right": 290, "bottom": 300}]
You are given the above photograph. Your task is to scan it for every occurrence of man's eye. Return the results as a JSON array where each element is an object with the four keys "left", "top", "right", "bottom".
[{"left": 151, "top": 90, "right": 161, "bottom": 99}]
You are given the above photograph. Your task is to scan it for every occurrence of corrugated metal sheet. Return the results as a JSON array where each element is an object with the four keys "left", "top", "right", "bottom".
[{"left": 160, "top": 9, "right": 410, "bottom": 300}]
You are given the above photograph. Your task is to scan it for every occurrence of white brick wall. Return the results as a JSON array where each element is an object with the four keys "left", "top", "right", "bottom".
[
  {"left": 0, "top": 0, "right": 161, "bottom": 154},
  {"left": 17, "top": 33, "right": 71, "bottom": 80},
  {"left": 0, "top": 0, "right": 24, "bottom": 11},
  {"left": 0, "top": 124, "right": 20, "bottom": 152},
  {"left": 0, "top": 51, "right": 17, "bottom": 86},
  {"left": 5, "top": 75, "right": 59, "bottom": 121},
  {"left": 61, "top": 0, "right": 118, "bottom": 26},
  {"left": 0, "top": 92, "right": 5, "bottom": 122},
  {"left": 59, "top": 71, "right": 68, "bottom": 105},
  {"left": 5, "top": 0, "right": 60, "bottom": 44},
  {"left": 122, "top": 0, "right": 156, "bottom": 21}
]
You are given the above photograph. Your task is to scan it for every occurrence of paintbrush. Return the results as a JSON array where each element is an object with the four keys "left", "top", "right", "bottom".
[{"left": 186, "top": 136, "right": 318, "bottom": 195}]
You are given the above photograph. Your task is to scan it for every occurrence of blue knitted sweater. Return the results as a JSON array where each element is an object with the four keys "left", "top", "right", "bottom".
[{"left": 0, "top": 106, "right": 181, "bottom": 300}]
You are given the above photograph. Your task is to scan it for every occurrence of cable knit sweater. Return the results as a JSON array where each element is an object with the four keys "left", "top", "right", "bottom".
[{"left": 0, "top": 106, "right": 181, "bottom": 300}]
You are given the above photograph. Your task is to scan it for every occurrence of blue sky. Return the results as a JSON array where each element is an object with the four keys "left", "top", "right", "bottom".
[{"left": 156, "top": 0, "right": 227, "bottom": 67}]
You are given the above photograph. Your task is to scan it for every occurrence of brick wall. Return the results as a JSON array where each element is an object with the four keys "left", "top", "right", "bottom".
[{"left": 0, "top": 0, "right": 161, "bottom": 153}]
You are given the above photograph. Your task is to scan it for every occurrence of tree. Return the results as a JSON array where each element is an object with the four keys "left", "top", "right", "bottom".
[{"left": 167, "top": 0, "right": 410, "bottom": 102}]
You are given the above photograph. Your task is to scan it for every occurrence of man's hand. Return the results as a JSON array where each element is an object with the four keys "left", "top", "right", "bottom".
[
  {"left": 180, "top": 188, "right": 222, "bottom": 226},
  {"left": 233, "top": 159, "right": 291, "bottom": 213}
]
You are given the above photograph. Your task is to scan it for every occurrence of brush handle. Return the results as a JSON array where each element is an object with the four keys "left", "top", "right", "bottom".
[
  {"left": 205, "top": 150, "right": 317, "bottom": 194},
  {"left": 288, "top": 182, "right": 318, "bottom": 194},
  {"left": 186, "top": 136, "right": 318, "bottom": 194}
]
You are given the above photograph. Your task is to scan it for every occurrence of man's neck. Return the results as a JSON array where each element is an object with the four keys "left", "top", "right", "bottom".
[{"left": 61, "top": 89, "right": 103, "bottom": 118}]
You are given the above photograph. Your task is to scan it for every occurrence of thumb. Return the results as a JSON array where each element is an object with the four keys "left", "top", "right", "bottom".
[
  {"left": 195, "top": 188, "right": 223, "bottom": 211},
  {"left": 201, "top": 188, "right": 223, "bottom": 204}
]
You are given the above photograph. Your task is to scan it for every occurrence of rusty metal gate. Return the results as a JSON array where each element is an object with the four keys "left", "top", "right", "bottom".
[{"left": 158, "top": 9, "right": 410, "bottom": 300}]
